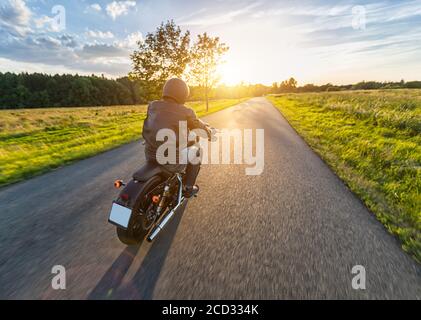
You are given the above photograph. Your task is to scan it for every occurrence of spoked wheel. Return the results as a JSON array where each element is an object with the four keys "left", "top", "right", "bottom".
[{"left": 116, "top": 176, "right": 162, "bottom": 245}]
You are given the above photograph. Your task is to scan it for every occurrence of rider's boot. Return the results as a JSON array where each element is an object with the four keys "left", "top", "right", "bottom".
[{"left": 184, "top": 185, "right": 199, "bottom": 198}]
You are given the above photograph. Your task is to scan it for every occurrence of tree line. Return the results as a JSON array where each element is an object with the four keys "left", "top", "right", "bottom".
[
  {"left": 0, "top": 72, "right": 146, "bottom": 108},
  {"left": 272, "top": 77, "right": 421, "bottom": 93},
  {"left": 1, "top": 72, "right": 421, "bottom": 109},
  {"left": 0, "top": 72, "right": 269, "bottom": 109}
]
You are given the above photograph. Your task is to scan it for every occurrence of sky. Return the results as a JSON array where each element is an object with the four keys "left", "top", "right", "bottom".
[{"left": 0, "top": 0, "right": 420, "bottom": 85}]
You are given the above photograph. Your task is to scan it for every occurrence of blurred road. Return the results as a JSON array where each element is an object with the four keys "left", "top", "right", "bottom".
[{"left": 0, "top": 98, "right": 419, "bottom": 299}]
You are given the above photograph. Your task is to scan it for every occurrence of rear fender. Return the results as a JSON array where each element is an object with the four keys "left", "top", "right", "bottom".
[{"left": 116, "top": 179, "right": 147, "bottom": 209}]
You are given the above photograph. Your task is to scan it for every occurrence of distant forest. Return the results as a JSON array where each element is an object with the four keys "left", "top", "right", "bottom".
[
  {"left": 1, "top": 72, "right": 421, "bottom": 109},
  {"left": 0, "top": 72, "right": 143, "bottom": 109}
]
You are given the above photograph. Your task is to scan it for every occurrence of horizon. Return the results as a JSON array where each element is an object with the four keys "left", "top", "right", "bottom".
[
  {"left": 1, "top": 70, "right": 420, "bottom": 88},
  {"left": 1, "top": 0, "right": 421, "bottom": 86}
]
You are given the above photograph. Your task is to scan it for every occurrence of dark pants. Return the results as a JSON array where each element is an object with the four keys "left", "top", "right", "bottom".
[
  {"left": 184, "top": 163, "right": 200, "bottom": 187},
  {"left": 154, "top": 146, "right": 202, "bottom": 188},
  {"left": 161, "top": 162, "right": 201, "bottom": 188}
]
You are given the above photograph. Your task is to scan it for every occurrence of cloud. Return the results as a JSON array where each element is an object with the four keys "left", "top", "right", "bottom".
[
  {"left": 84, "top": 3, "right": 102, "bottom": 14},
  {"left": 90, "top": 3, "right": 102, "bottom": 12},
  {"left": 0, "top": 27, "right": 134, "bottom": 76},
  {"left": 369, "top": 0, "right": 421, "bottom": 22},
  {"left": 176, "top": 8, "right": 207, "bottom": 22},
  {"left": 0, "top": 0, "right": 140, "bottom": 77},
  {"left": 114, "top": 31, "right": 143, "bottom": 49},
  {"left": 58, "top": 34, "right": 78, "bottom": 48},
  {"left": 34, "top": 15, "right": 63, "bottom": 32},
  {"left": 106, "top": 1, "right": 136, "bottom": 20},
  {"left": 79, "top": 43, "right": 127, "bottom": 58},
  {"left": 0, "top": 1, "right": 142, "bottom": 76},
  {"left": 178, "top": 2, "right": 261, "bottom": 26},
  {"left": 0, "top": 57, "right": 83, "bottom": 75},
  {"left": 0, "top": 34, "right": 77, "bottom": 64},
  {"left": 294, "top": 1, "right": 421, "bottom": 47},
  {"left": 0, "top": 34, "right": 132, "bottom": 76},
  {"left": 264, "top": 1, "right": 421, "bottom": 33},
  {"left": 0, "top": 0, "right": 32, "bottom": 36},
  {"left": 86, "top": 30, "right": 115, "bottom": 39}
]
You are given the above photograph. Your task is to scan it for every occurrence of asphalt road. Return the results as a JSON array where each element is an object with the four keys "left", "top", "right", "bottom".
[{"left": 0, "top": 97, "right": 419, "bottom": 299}]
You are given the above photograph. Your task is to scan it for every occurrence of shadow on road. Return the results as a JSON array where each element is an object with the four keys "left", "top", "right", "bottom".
[
  {"left": 87, "top": 245, "right": 140, "bottom": 299},
  {"left": 88, "top": 202, "right": 187, "bottom": 300}
]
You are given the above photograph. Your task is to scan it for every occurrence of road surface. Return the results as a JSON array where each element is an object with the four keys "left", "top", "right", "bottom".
[{"left": 0, "top": 98, "right": 420, "bottom": 299}]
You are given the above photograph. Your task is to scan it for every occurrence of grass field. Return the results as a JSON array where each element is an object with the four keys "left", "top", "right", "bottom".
[
  {"left": 0, "top": 98, "right": 246, "bottom": 187},
  {"left": 268, "top": 89, "right": 421, "bottom": 262}
]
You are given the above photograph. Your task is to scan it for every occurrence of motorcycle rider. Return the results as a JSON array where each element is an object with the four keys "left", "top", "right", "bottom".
[{"left": 142, "top": 78, "right": 211, "bottom": 198}]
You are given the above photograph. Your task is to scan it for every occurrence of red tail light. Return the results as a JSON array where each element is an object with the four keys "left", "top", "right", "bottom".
[{"left": 120, "top": 194, "right": 129, "bottom": 201}]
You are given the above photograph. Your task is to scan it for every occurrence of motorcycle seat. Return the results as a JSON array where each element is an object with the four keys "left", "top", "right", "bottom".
[{"left": 133, "top": 161, "right": 173, "bottom": 182}]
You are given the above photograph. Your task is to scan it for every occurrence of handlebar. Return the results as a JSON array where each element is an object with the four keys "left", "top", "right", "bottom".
[{"left": 205, "top": 125, "right": 219, "bottom": 142}]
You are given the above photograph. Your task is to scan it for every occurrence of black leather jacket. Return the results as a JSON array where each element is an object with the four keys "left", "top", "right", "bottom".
[{"left": 142, "top": 99, "right": 208, "bottom": 162}]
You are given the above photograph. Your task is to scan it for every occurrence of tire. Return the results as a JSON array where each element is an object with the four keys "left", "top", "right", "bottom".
[{"left": 116, "top": 176, "right": 162, "bottom": 245}]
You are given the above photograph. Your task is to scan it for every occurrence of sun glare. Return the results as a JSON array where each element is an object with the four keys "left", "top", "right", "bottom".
[{"left": 218, "top": 62, "right": 244, "bottom": 86}]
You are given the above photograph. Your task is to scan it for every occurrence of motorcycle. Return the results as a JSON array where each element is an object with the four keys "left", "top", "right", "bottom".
[{"left": 108, "top": 125, "right": 215, "bottom": 245}]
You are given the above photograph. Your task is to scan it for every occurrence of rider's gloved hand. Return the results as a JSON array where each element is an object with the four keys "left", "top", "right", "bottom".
[{"left": 207, "top": 126, "right": 218, "bottom": 142}]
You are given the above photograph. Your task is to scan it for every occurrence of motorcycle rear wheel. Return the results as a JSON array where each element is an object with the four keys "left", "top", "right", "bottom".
[{"left": 116, "top": 176, "right": 163, "bottom": 245}]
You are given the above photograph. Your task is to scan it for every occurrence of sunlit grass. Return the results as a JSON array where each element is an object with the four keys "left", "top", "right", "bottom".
[
  {"left": 268, "top": 89, "right": 421, "bottom": 263},
  {"left": 0, "top": 98, "right": 246, "bottom": 187}
]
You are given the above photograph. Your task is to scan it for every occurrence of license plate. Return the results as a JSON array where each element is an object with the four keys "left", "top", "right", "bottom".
[{"left": 108, "top": 202, "right": 132, "bottom": 229}]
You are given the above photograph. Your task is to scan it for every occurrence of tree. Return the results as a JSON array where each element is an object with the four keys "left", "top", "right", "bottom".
[
  {"left": 189, "top": 33, "right": 229, "bottom": 111},
  {"left": 129, "top": 20, "right": 191, "bottom": 101},
  {"left": 279, "top": 77, "right": 297, "bottom": 93},
  {"left": 271, "top": 82, "right": 279, "bottom": 93},
  {"left": 287, "top": 77, "right": 297, "bottom": 89}
]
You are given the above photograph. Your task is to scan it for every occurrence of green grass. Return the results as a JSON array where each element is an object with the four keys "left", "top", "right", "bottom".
[
  {"left": 0, "top": 98, "right": 246, "bottom": 187},
  {"left": 267, "top": 89, "right": 421, "bottom": 263}
]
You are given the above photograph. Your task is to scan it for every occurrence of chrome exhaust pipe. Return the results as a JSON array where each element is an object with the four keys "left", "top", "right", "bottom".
[
  {"left": 147, "top": 173, "right": 185, "bottom": 242},
  {"left": 147, "top": 197, "right": 185, "bottom": 242}
]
